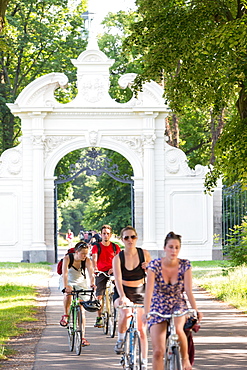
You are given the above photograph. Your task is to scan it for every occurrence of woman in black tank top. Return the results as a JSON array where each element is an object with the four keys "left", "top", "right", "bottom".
[{"left": 112, "top": 226, "right": 151, "bottom": 369}]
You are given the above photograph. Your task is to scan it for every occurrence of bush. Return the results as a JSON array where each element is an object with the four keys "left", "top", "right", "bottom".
[{"left": 224, "top": 217, "right": 247, "bottom": 266}]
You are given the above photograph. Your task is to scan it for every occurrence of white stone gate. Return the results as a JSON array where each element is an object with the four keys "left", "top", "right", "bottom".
[{"left": 0, "top": 41, "right": 214, "bottom": 262}]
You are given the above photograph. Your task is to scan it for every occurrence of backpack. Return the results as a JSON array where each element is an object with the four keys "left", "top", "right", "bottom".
[
  {"left": 119, "top": 247, "right": 146, "bottom": 278},
  {"left": 57, "top": 248, "right": 86, "bottom": 277},
  {"left": 92, "top": 242, "right": 117, "bottom": 258}
]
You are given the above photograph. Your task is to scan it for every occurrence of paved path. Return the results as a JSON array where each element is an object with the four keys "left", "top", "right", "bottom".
[{"left": 34, "top": 266, "right": 247, "bottom": 369}]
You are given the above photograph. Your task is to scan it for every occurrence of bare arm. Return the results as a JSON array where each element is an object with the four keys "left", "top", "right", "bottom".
[
  {"left": 112, "top": 254, "right": 131, "bottom": 306},
  {"left": 184, "top": 268, "right": 203, "bottom": 322},
  {"left": 86, "top": 257, "right": 95, "bottom": 288},
  {"left": 92, "top": 253, "right": 98, "bottom": 271},
  {"left": 62, "top": 255, "right": 71, "bottom": 292},
  {"left": 142, "top": 249, "right": 152, "bottom": 270},
  {"left": 142, "top": 268, "right": 155, "bottom": 323}
]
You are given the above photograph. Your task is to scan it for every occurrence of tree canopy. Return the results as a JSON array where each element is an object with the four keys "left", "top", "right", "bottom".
[
  {"left": 125, "top": 0, "right": 247, "bottom": 189},
  {"left": 0, "top": 0, "right": 87, "bottom": 154}
]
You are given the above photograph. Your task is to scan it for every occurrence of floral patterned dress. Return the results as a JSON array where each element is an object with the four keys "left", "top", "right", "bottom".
[{"left": 147, "top": 258, "right": 191, "bottom": 329}]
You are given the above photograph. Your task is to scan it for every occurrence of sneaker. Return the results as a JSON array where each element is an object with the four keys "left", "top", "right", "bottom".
[
  {"left": 94, "top": 317, "right": 103, "bottom": 328},
  {"left": 141, "top": 361, "right": 148, "bottom": 370},
  {"left": 114, "top": 339, "right": 124, "bottom": 354}
]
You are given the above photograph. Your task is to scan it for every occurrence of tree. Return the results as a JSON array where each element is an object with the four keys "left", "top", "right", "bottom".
[
  {"left": 98, "top": 10, "right": 143, "bottom": 103},
  {"left": 0, "top": 0, "right": 87, "bottom": 154},
  {"left": 125, "top": 0, "right": 247, "bottom": 188},
  {"left": 0, "top": 0, "right": 9, "bottom": 32}
]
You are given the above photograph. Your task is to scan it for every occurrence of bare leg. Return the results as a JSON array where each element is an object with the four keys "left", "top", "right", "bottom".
[
  {"left": 63, "top": 293, "right": 72, "bottom": 315},
  {"left": 150, "top": 321, "right": 167, "bottom": 370},
  {"left": 137, "top": 307, "right": 148, "bottom": 360},
  {"left": 175, "top": 317, "right": 192, "bottom": 370}
]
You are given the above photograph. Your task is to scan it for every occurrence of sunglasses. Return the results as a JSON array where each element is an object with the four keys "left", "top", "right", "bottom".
[{"left": 123, "top": 235, "right": 137, "bottom": 240}]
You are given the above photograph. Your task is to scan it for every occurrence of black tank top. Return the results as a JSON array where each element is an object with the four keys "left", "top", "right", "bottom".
[{"left": 119, "top": 248, "right": 145, "bottom": 281}]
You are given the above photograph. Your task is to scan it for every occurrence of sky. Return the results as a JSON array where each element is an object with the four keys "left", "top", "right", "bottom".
[{"left": 88, "top": 0, "right": 136, "bottom": 32}]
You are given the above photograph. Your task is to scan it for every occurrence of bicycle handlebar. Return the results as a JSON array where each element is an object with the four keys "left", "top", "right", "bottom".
[
  {"left": 95, "top": 271, "right": 115, "bottom": 280},
  {"left": 147, "top": 308, "right": 196, "bottom": 320},
  {"left": 68, "top": 288, "right": 95, "bottom": 297},
  {"left": 118, "top": 304, "right": 144, "bottom": 309}
]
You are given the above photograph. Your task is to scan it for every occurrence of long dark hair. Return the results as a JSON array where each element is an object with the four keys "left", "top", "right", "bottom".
[{"left": 164, "top": 231, "right": 181, "bottom": 247}]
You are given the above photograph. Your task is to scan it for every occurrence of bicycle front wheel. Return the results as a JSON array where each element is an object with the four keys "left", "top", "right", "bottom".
[
  {"left": 131, "top": 332, "right": 141, "bottom": 370},
  {"left": 165, "top": 346, "right": 182, "bottom": 370},
  {"left": 67, "top": 309, "right": 74, "bottom": 352},
  {"left": 110, "top": 307, "right": 117, "bottom": 338},
  {"left": 123, "top": 330, "right": 131, "bottom": 368},
  {"left": 102, "top": 311, "right": 109, "bottom": 335},
  {"left": 75, "top": 306, "right": 82, "bottom": 355}
]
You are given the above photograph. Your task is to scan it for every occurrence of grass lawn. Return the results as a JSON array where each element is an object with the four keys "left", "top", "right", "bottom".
[
  {"left": 0, "top": 262, "right": 51, "bottom": 359},
  {"left": 192, "top": 260, "right": 247, "bottom": 312}
]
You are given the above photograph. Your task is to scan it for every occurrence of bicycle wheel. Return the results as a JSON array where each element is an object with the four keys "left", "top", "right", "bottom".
[
  {"left": 67, "top": 309, "right": 74, "bottom": 352},
  {"left": 110, "top": 307, "right": 117, "bottom": 338},
  {"left": 131, "top": 332, "right": 141, "bottom": 370},
  {"left": 122, "top": 330, "right": 131, "bottom": 368},
  {"left": 75, "top": 306, "right": 82, "bottom": 355},
  {"left": 165, "top": 346, "right": 182, "bottom": 370},
  {"left": 108, "top": 294, "right": 116, "bottom": 338},
  {"left": 103, "top": 311, "right": 109, "bottom": 335}
]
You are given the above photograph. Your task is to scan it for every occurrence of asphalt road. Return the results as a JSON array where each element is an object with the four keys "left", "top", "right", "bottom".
[{"left": 33, "top": 267, "right": 247, "bottom": 369}]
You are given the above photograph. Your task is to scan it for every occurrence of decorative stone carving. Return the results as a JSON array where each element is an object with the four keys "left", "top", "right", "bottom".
[
  {"left": 78, "top": 75, "right": 108, "bottom": 103},
  {"left": 88, "top": 131, "right": 98, "bottom": 146},
  {"left": 165, "top": 143, "right": 206, "bottom": 177},
  {"left": 31, "top": 135, "right": 46, "bottom": 147},
  {"left": 111, "top": 136, "right": 144, "bottom": 159},
  {"left": 142, "top": 134, "right": 156, "bottom": 147},
  {"left": 44, "top": 136, "right": 77, "bottom": 156},
  {"left": 0, "top": 144, "right": 22, "bottom": 176}
]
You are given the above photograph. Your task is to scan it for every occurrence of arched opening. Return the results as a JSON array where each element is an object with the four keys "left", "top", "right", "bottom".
[{"left": 53, "top": 147, "right": 134, "bottom": 262}]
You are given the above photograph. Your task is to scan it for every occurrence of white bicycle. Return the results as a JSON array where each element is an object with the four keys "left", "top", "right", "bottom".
[{"left": 147, "top": 309, "right": 197, "bottom": 370}]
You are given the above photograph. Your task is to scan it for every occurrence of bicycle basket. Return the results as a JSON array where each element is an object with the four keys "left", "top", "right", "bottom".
[
  {"left": 184, "top": 316, "right": 197, "bottom": 330},
  {"left": 81, "top": 299, "right": 101, "bottom": 312}
]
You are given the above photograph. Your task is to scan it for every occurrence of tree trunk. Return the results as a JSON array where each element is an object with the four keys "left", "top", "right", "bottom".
[
  {"left": 165, "top": 113, "right": 179, "bottom": 148},
  {"left": 210, "top": 108, "right": 225, "bottom": 165},
  {"left": 0, "top": 0, "right": 9, "bottom": 32},
  {"left": 236, "top": 84, "right": 247, "bottom": 121}
]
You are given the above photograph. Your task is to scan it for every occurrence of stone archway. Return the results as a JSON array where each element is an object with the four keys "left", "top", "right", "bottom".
[{"left": 0, "top": 38, "right": 215, "bottom": 262}]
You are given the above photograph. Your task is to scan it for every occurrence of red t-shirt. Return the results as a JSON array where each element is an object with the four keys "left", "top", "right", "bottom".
[{"left": 92, "top": 242, "right": 121, "bottom": 272}]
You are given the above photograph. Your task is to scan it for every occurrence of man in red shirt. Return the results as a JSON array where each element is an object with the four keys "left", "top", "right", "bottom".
[{"left": 92, "top": 224, "right": 121, "bottom": 327}]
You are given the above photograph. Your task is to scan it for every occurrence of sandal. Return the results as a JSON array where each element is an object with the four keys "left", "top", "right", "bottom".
[
  {"left": 81, "top": 338, "right": 90, "bottom": 346},
  {"left": 60, "top": 314, "right": 69, "bottom": 327}
]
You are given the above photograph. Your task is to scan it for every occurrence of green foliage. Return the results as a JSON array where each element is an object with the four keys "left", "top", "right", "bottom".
[
  {"left": 0, "top": 0, "right": 87, "bottom": 154},
  {"left": 0, "top": 262, "right": 51, "bottom": 359},
  {"left": 57, "top": 148, "right": 133, "bottom": 236},
  {"left": 223, "top": 217, "right": 247, "bottom": 266},
  {"left": 98, "top": 10, "right": 143, "bottom": 103},
  {"left": 194, "top": 263, "right": 247, "bottom": 312},
  {"left": 125, "top": 0, "right": 247, "bottom": 187}
]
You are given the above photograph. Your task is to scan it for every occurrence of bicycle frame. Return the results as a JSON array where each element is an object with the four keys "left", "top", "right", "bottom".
[
  {"left": 119, "top": 304, "right": 143, "bottom": 370},
  {"left": 67, "top": 288, "right": 94, "bottom": 355},
  {"left": 96, "top": 271, "right": 116, "bottom": 336},
  {"left": 147, "top": 309, "right": 196, "bottom": 370}
]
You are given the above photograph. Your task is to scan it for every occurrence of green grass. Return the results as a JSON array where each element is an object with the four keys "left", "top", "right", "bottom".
[
  {"left": 192, "top": 260, "right": 247, "bottom": 312},
  {"left": 0, "top": 262, "right": 51, "bottom": 360}
]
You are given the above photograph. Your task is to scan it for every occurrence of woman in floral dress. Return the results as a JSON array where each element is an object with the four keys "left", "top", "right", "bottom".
[{"left": 142, "top": 232, "right": 203, "bottom": 370}]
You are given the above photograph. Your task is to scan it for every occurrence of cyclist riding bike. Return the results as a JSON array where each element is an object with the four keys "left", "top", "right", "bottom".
[
  {"left": 142, "top": 231, "right": 203, "bottom": 370},
  {"left": 113, "top": 225, "right": 151, "bottom": 370},
  {"left": 91, "top": 224, "right": 121, "bottom": 328},
  {"left": 59, "top": 241, "right": 95, "bottom": 346}
]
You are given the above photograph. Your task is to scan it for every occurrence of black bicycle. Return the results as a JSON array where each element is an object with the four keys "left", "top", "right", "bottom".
[{"left": 67, "top": 288, "right": 95, "bottom": 355}]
